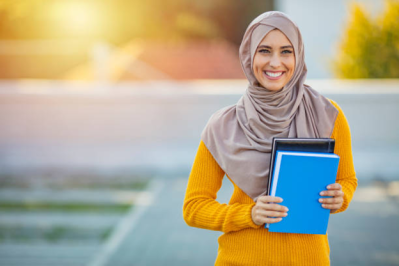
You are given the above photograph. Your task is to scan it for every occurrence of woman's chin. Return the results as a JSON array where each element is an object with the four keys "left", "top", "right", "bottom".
[{"left": 261, "top": 83, "right": 283, "bottom": 92}]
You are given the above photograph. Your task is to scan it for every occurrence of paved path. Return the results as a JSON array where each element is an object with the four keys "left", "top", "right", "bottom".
[
  {"left": 1, "top": 176, "right": 398, "bottom": 266},
  {"left": 98, "top": 177, "right": 230, "bottom": 266},
  {"left": 99, "top": 177, "right": 399, "bottom": 266},
  {"left": 0, "top": 211, "right": 122, "bottom": 228},
  {"left": 0, "top": 186, "right": 149, "bottom": 265},
  {"left": 0, "top": 244, "right": 99, "bottom": 266}
]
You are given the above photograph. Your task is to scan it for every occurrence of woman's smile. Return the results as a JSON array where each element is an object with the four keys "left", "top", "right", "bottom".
[{"left": 263, "top": 70, "right": 285, "bottom": 80}]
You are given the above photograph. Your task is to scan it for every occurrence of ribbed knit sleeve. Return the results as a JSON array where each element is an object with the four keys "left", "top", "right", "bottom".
[
  {"left": 183, "top": 141, "right": 261, "bottom": 233},
  {"left": 329, "top": 100, "right": 358, "bottom": 213}
]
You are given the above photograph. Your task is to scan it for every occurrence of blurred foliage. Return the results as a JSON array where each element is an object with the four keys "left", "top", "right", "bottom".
[
  {"left": 0, "top": 202, "right": 131, "bottom": 213},
  {"left": 333, "top": 0, "right": 399, "bottom": 78},
  {"left": 0, "top": 0, "right": 273, "bottom": 45},
  {"left": 0, "top": 172, "right": 150, "bottom": 190},
  {"left": 0, "top": 0, "right": 273, "bottom": 79}
]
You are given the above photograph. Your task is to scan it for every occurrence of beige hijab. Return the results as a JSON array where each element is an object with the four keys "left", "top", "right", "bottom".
[{"left": 201, "top": 11, "right": 339, "bottom": 201}]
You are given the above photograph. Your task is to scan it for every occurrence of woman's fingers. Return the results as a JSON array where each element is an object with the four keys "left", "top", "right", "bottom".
[
  {"left": 252, "top": 196, "right": 289, "bottom": 225},
  {"left": 253, "top": 214, "right": 285, "bottom": 224},
  {"left": 259, "top": 203, "right": 289, "bottom": 212},
  {"left": 319, "top": 190, "right": 344, "bottom": 197},
  {"left": 319, "top": 183, "right": 344, "bottom": 212},
  {"left": 321, "top": 203, "right": 342, "bottom": 212},
  {"left": 265, "top": 217, "right": 283, "bottom": 224},
  {"left": 255, "top": 209, "right": 288, "bottom": 218},
  {"left": 252, "top": 203, "right": 288, "bottom": 217},
  {"left": 319, "top": 183, "right": 342, "bottom": 196},
  {"left": 321, "top": 203, "right": 341, "bottom": 208},
  {"left": 257, "top": 195, "right": 283, "bottom": 203},
  {"left": 319, "top": 197, "right": 343, "bottom": 204},
  {"left": 257, "top": 196, "right": 288, "bottom": 211},
  {"left": 326, "top": 183, "right": 342, "bottom": 190}
]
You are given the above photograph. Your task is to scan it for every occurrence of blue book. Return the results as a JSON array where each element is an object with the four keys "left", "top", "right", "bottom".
[{"left": 265, "top": 151, "right": 340, "bottom": 235}]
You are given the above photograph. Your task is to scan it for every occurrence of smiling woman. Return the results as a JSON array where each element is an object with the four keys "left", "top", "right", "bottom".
[{"left": 183, "top": 11, "right": 357, "bottom": 266}]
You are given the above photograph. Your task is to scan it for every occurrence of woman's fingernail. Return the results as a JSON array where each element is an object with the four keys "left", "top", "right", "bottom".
[
  {"left": 322, "top": 204, "right": 326, "bottom": 207},
  {"left": 320, "top": 192, "right": 325, "bottom": 196},
  {"left": 284, "top": 213, "right": 288, "bottom": 216},
  {"left": 327, "top": 185, "right": 331, "bottom": 189},
  {"left": 319, "top": 199, "right": 323, "bottom": 202}
]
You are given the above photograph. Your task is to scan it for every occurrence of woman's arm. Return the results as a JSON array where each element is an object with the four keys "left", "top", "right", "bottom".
[
  {"left": 328, "top": 100, "right": 358, "bottom": 213},
  {"left": 183, "top": 141, "right": 262, "bottom": 233}
]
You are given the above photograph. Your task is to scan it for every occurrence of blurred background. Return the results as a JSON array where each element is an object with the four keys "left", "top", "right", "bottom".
[{"left": 0, "top": 0, "right": 398, "bottom": 265}]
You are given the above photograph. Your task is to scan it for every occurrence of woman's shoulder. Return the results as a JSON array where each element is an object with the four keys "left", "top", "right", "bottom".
[
  {"left": 206, "top": 104, "right": 237, "bottom": 126},
  {"left": 328, "top": 99, "right": 343, "bottom": 113},
  {"left": 304, "top": 85, "right": 340, "bottom": 113},
  {"left": 327, "top": 99, "right": 351, "bottom": 137},
  {"left": 327, "top": 99, "right": 348, "bottom": 123}
]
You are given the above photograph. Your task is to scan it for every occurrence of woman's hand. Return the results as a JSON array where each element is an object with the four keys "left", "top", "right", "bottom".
[
  {"left": 319, "top": 183, "right": 344, "bottom": 213},
  {"left": 251, "top": 196, "right": 289, "bottom": 226}
]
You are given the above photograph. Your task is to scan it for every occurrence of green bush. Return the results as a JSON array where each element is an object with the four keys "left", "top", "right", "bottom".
[{"left": 333, "top": 1, "right": 399, "bottom": 78}]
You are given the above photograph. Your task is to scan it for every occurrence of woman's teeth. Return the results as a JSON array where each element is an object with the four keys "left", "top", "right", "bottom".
[{"left": 265, "top": 71, "right": 283, "bottom": 77}]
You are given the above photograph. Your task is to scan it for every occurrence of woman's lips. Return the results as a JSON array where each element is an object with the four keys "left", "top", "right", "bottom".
[{"left": 263, "top": 71, "right": 285, "bottom": 80}]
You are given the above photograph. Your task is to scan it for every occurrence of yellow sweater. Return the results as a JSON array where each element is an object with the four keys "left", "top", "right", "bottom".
[{"left": 183, "top": 100, "right": 357, "bottom": 266}]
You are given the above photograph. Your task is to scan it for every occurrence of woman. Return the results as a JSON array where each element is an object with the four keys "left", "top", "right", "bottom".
[{"left": 183, "top": 11, "right": 357, "bottom": 265}]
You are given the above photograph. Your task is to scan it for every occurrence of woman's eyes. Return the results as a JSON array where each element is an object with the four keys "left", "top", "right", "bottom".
[
  {"left": 258, "top": 49, "right": 293, "bottom": 54},
  {"left": 258, "top": 49, "right": 270, "bottom": 53}
]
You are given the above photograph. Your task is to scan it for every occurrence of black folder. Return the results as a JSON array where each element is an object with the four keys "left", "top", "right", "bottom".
[{"left": 266, "top": 138, "right": 336, "bottom": 195}]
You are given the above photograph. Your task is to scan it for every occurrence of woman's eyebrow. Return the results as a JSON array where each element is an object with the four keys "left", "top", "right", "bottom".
[
  {"left": 258, "top": 45, "right": 293, "bottom": 49},
  {"left": 258, "top": 45, "right": 272, "bottom": 49}
]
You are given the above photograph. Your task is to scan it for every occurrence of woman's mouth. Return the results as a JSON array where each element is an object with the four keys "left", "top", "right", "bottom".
[{"left": 263, "top": 71, "right": 284, "bottom": 80}]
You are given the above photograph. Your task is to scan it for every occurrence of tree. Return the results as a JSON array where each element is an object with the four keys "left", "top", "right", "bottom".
[{"left": 333, "top": 0, "right": 399, "bottom": 78}]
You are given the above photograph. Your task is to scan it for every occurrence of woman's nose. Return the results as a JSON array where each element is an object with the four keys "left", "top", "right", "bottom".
[{"left": 269, "top": 54, "right": 281, "bottom": 68}]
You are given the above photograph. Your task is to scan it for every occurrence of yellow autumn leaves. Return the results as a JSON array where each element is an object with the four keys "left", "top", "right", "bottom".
[{"left": 333, "top": 0, "right": 399, "bottom": 78}]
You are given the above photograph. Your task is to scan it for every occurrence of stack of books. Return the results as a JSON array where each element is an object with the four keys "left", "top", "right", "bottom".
[{"left": 265, "top": 138, "right": 340, "bottom": 235}]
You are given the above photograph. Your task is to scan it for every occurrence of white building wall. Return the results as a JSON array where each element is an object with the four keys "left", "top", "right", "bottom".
[{"left": 0, "top": 80, "right": 398, "bottom": 181}]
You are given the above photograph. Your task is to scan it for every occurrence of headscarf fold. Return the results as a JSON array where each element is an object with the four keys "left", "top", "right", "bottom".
[{"left": 201, "top": 11, "right": 338, "bottom": 201}]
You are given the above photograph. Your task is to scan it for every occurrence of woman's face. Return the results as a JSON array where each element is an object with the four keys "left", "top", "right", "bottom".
[{"left": 252, "top": 29, "right": 295, "bottom": 91}]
